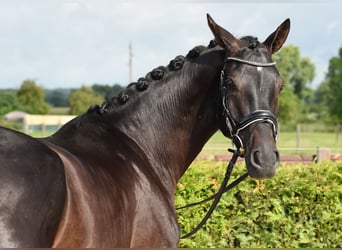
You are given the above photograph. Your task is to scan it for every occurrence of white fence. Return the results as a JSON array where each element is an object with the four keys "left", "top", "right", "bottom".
[{"left": 23, "top": 114, "right": 76, "bottom": 135}]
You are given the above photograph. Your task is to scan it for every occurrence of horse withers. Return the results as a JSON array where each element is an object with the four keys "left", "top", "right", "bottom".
[{"left": 0, "top": 14, "right": 290, "bottom": 247}]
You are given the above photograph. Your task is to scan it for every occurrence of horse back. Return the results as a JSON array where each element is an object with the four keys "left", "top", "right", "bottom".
[{"left": 0, "top": 127, "right": 66, "bottom": 247}]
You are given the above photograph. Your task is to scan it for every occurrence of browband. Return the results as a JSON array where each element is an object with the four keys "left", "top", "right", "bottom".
[{"left": 226, "top": 57, "right": 276, "bottom": 67}]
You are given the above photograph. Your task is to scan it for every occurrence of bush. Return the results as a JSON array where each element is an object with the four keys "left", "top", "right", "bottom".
[{"left": 176, "top": 160, "right": 342, "bottom": 248}]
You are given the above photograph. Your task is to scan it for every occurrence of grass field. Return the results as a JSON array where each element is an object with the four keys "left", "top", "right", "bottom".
[
  {"left": 202, "top": 131, "right": 342, "bottom": 156},
  {"left": 29, "top": 128, "right": 342, "bottom": 156},
  {"left": 48, "top": 107, "right": 70, "bottom": 115}
]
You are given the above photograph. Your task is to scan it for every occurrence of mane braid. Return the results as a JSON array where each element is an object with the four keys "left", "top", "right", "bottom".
[{"left": 96, "top": 41, "right": 217, "bottom": 114}]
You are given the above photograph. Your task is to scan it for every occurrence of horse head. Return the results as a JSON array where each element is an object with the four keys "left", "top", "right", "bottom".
[{"left": 207, "top": 14, "right": 290, "bottom": 179}]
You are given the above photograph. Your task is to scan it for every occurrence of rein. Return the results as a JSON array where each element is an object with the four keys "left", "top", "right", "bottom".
[
  {"left": 179, "top": 148, "right": 245, "bottom": 239},
  {"left": 178, "top": 56, "right": 278, "bottom": 239}
]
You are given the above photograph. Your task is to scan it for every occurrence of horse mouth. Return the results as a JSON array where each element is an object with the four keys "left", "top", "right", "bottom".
[{"left": 245, "top": 149, "right": 279, "bottom": 179}]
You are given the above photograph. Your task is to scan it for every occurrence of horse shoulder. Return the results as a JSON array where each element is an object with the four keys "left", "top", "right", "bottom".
[
  {"left": 45, "top": 144, "right": 137, "bottom": 247},
  {"left": 0, "top": 127, "right": 66, "bottom": 247}
]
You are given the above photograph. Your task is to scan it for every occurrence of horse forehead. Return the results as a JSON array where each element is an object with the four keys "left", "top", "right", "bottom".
[
  {"left": 230, "top": 63, "right": 276, "bottom": 80},
  {"left": 238, "top": 44, "right": 272, "bottom": 62},
  {"left": 234, "top": 50, "right": 278, "bottom": 78}
]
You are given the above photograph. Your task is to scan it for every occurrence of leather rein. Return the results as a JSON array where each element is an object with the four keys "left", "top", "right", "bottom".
[{"left": 178, "top": 57, "right": 278, "bottom": 239}]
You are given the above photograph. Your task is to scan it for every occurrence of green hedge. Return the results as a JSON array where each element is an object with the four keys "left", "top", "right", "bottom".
[{"left": 175, "top": 160, "right": 342, "bottom": 248}]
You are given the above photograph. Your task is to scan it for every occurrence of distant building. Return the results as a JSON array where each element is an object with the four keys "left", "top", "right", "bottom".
[{"left": 4, "top": 111, "right": 28, "bottom": 122}]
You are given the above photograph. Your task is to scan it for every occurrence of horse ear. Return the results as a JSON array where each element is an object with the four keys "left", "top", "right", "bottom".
[
  {"left": 207, "top": 13, "right": 241, "bottom": 53},
  {"left": 263, "top": 18, "right": 290, "bottom": 53}
]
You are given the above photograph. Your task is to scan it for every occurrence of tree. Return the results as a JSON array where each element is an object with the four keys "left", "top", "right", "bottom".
[
  {"left": 92, "top": 83, "right": 123, "bottom": 98},
  {"left": 318, "top": 47, "right": 342, "bottom": 123},
  {"left": 0, "top": 91, "right": 24, "bottom": 116},
  {"left": 278, "top": 85, "right": 300, "bottom": 124},
  {"left": 45, "top": 88, "right": 71, "bottom": 107},
  {"left": 273, "top": 45, "right": 315, "bottom": 124},
  {"left": 274, "top": 45, "right": 315, "bottom": 99},
  {"left": 312, "top": 81, "right": 330, "bottom": 122},
  {"left": 69, "top": 86, "right": 104, "bottom": 115},
  {"left": 16, "top": 79, "right": 49, "bottom": 114}
]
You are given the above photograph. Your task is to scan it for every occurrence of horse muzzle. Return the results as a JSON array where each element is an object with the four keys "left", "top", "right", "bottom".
[
  {"left": 221, "top": 108, "right": 280, "bottom": 179},
  {"left": 244, "top": 123, "right": 280, "bottom": 179},
  {"left": 246, "top": 146, "right": 279, "bottom": 179}
]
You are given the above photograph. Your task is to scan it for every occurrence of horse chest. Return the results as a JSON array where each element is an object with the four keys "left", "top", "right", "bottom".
[
  {"left": 52, "top": 152, "right": 179, "bottom": 247},
  {"left": 129, "top": 179, "right": 180, "bottom": 247}
]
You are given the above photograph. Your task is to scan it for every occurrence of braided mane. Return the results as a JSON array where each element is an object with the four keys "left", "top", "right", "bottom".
[{"left": 87, "top": 41, "right": 216, "bottom": 115}]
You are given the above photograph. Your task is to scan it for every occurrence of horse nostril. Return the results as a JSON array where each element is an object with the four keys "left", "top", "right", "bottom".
[
  {"left": 275, "top": 150, "right": 279, "bottom": 160},
  {"left": 274, "top": 150, "right": 280, "bottom": 165},
  {"left": 251, "top": 150, "right": 279, "bottom": 168},
  {"left": 248, "top": 148, "right": 279, "bottom": 179},
  {"left": 253, "top": 150, "right": 261, "bottom": 167}
]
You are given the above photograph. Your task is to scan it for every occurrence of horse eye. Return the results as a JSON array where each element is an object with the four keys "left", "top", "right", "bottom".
[
  {"left": 225, "top": 77, "right": 237, "bottom": 90},
  {"left": 223, "top": 77, "right": 231, "bottom": 86}
]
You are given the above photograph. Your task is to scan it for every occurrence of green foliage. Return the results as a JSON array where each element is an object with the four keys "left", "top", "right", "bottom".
[
  {"left": 274, "top": 45, "right": 316, "bottom": 124},
  {"left": 45, "top": 88, "right": 72, "bottom": 107},
  {"left": 278, "top": 85, "right": 300, "bottom": 124},
  {"left": 318, "top": 47, "right": 342, "bottom": 124},
  {"left": 92, "top": 83, "right": 123, "bottom": 98},
  {"left": 176, "top": 160, "right": 342, "bottom": 248},
  {"left": 68, "top": 85, "right": 103, "bottom": 115},
  {"left": 16, "top": 79, "right": 49, "bottom": 114},
  {"left": 0, "top": 91, "right": 24, "bottom": 116},
  {"left": 314, "top": 81, "right": 331, "bottom": 122},
  {"left": 274, "top": 45, "right": 315, "bottom": 98}
]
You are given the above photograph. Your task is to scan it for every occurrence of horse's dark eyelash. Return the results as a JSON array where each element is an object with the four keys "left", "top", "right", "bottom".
[{"left": 225, "top": 78, "right": 235, "bottom": 86}]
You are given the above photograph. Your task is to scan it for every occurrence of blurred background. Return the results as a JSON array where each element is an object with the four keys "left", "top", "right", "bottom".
[{"left": 1, "top": 0, "right": 342, "bottom": 158}]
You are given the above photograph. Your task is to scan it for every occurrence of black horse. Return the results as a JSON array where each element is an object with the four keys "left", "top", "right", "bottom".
[{"left": 0, "top": 14, "right": 290, "bottom": 247}]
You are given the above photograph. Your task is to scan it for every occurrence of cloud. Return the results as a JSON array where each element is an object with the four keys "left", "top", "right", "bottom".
[
  {"left": 0, "top": 1, "right": 341, "bottom": 89},
  {"left": 327, "top": 20, "right": 341, "bottom": 32}
]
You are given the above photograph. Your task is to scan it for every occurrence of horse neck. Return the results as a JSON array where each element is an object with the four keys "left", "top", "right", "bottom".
[
  {"left": 111, "top": 49, "right": 224, "bottom": 188},
  {"left": 50, "top": 48, "right": 225, "bottom": 193}
]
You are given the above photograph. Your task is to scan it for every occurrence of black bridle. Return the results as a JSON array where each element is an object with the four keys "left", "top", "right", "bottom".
[
  {"left": 220, "top": 57, "right": 278, "bottom": 150},
  {"left": 178, "top": 56, "right": 279, "bottom": 239}
]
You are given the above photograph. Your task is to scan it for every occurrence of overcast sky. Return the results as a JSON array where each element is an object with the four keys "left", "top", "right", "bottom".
[{"left": 0, "top": 0, "right": 341, "bottom": 89}]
